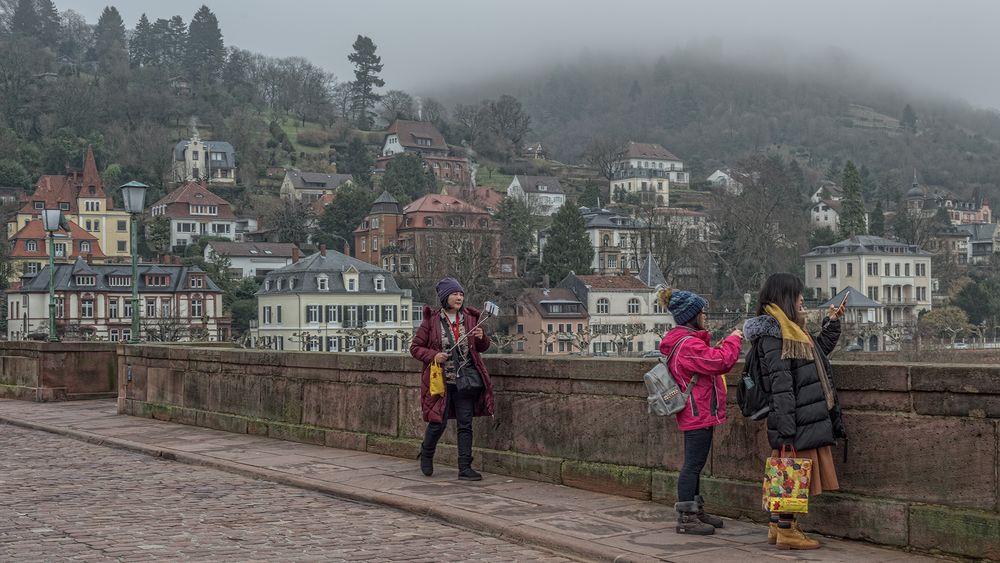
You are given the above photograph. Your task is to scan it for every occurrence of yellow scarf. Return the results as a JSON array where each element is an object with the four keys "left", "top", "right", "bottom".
[
  {"left": 764, "top": 303, "right": 814, "bottom": 361},
  {"left": 764, "top": 303, "right": 835, "bottom": 409}
]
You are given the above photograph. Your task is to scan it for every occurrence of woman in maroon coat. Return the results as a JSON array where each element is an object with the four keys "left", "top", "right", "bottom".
[{"left": 409, "top": 277, "right": 494, "bottom": 480}]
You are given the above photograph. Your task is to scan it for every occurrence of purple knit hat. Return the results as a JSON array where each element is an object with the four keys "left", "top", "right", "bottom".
[{"left": 435, "top": 277, "right": 465, "bottom": 307}]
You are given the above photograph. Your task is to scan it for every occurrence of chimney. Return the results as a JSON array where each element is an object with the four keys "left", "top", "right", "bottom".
[
  {"left": 320, "top": 244, "right": 327, "bottom": 257},
  {"left": 86, "top": 253, "right": 92, "bottom": 264},
  {"left": 343, "top": 243, "right": 351, "bottom": 256},
  {"left": 542, "top": 274, "right": 550, "bottom": 289},
  {"left": 292, "top": 247, "right": 300, "bottom": 263}
]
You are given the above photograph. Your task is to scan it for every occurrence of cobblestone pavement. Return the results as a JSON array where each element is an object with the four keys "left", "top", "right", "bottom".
[{"left": 0, "top": 425, "right": 574, "bottom": 562}]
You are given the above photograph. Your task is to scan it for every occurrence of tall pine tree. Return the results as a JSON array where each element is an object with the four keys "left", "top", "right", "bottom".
[
  {"left": 542, "top": 203, "right": 594, "bottom": 283},
  {"left": 165, "top": 16, "right": 188, "bottom": 69},
  {"left": 838, "top": 161, "right": 867, "bottom": 238},
  {"left": 901, "top": 104, "right": 918, "bottom": 131},
  {"left": 868, "top": 200, "right": 885, "bottom": 236},
  {"left": 185, "top": 6, "right": 225, "bottom": 84},
  {"left": 130, "top": 14, "right": 154, "bottom": 68},
  {"left": 348, "top": 35, "right": 384, "bottom": 129},
  {"left": 93, "top": 6, "right": 128, "bottom": 76},
  {"left": 9, "top": 0, "right": 40, "bottom": 37},
  {"left": 36, "top": 0, "right": 61, "bottom": 37}
]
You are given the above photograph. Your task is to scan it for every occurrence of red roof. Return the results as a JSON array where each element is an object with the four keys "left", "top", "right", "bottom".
[
  {"left": 150, "top": 181, "right": 236, "bottom": 219},
  {"left": 452, "top": 186, "right": 503, "bottom": 210},
  {"left": 403, "top": 194, "right": 488, "bottom": 215},
  {"left": 310, "top": 193, "right": 335, "bottom": 215},
  {"left": 384, "top": 119, "right": 447, "bottom": 152},
  {"left": 576, "top": 275, "right": 650, "bottom": 289},
  {"left": 18, "top": 146, "right": 112, "bottom": 214},
  {"left": 9, "top": 219, "right": 105, "bottom": 258}
]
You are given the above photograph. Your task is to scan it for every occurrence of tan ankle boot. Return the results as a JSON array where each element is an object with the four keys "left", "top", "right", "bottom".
[
  {"left": 767, "top": 522, "right": 778, "bottom": 545},
  {"left": 776, "top": 522, "right": 820, "bottom": 550}
]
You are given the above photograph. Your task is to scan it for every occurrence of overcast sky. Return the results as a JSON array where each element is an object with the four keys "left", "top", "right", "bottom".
[{"left": 56, "top": 0, "right": 1000, "bottom": 110}]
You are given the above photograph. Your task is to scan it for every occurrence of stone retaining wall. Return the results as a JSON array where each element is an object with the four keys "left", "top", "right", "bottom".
[
  {"left": 114, "top": 345, "right": 1000, "bottom": 560},
  {"left": 0, "top": 341, "right": 118, "bottom": 401}
]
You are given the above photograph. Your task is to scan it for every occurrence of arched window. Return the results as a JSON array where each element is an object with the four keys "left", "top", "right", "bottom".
[
  {"left": 25, "top": 240, "right": 37, "bottom": 252},
  {"left": 596, "top": 298, "right": 609, "bottom": 314},
  {"left": 80, "top": 241, "right": 91, "bottom": 253},
  {"left": 627, "top": 298, "right": 640, "bottom": 315}
]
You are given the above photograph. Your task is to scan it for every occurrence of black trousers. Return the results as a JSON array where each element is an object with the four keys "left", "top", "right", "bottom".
[
  {"left": 422, "top": 385, "right": 478, "bottom": 468},
  {"left": 677, "top": 426, "right": 714, "bottom": 503}
]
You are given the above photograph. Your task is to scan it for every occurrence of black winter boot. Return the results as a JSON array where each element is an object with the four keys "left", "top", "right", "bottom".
[
  {"left": 674, "top": 501, "right": 715, "bottom": 535},
  {"left": 695, "top": 495, "right": 724, "bottom": 528},
  {"left": 458, "top": 467, "right": 482, "bottom": 481},
  {"left": 418, "top": 446, "right": 434, "bottom": 476}
]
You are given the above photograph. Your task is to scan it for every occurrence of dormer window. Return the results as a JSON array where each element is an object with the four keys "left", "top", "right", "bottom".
[
  {"left": 59, "top": 202, "right": 70, "bottom": 211},
  {"left": 76, "top": 275, "right": 95, "bottom": 286},
  {"left": 424, "top": 217, "right": 433, "bottom": 227},
  {"left": 34, "top": 201, "right": 43, "bottom": 210},
  {"left": 537, "top": 185, "right": 548, "bottom": 192},
  {"left": 145, "top": 275, "right": 170, "bottom": 287},
  {"left": 265, "top": 280, "right": 271, "bottom": 290},
  {"left": 80, "top": 241, "right": 91, "bottom": 253},
  {"left": 374, "top": 276, "right": 385, "bottom": 292},
  {"left": 317, "top": 276, "right": 328, "bottom": 291},
  {"left": 25, "top": 240, "right": 37, "bottom": 252},
  {"left": 348, "top": 278, "right": 356, "bottom": 291},
  {"left": 276, "top": 279, "right": 283, "bottom": 290},
  {"left": 190, "top": 275, "right": 204, "bottom": 288},
  {"left": 288, "top": 278, "right": 296, "bottom": 290}
]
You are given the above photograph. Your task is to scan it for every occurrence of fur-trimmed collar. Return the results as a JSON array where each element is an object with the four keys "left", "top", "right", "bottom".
[{"left": 743, "top": 315, "right": 782, "bottom": 341}]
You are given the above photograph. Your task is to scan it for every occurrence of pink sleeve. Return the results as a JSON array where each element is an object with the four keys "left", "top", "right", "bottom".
[{"left": 672, "top": 335, "right": 743, "bottom": 377}]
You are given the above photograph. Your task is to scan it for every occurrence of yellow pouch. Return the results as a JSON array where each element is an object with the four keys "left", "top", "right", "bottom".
[{"left": 429, "top": 360, "right": 445, "bottom": 397}]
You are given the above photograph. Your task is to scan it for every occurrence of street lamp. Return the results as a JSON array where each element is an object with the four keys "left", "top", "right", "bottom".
[
  {"left": 121, "top": 181, "right": 148, "bottom": 344},
  {"left": 41, "top": 208, "right": 62, "bottom": 342},
  {"left": 743, "top": 292, "right": 752, "bottom": 316}
]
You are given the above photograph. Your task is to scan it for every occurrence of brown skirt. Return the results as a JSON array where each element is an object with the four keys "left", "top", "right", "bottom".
[{"left": 770, "top": 445, "right": 839, "bottom": 495}]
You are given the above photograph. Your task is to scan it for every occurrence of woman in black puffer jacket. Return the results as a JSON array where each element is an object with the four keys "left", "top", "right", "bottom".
[{"left": 743, "top": 273, "right": 848, "bottom": 551}]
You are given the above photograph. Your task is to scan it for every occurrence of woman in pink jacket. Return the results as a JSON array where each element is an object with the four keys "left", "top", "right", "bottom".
[{"left": 657, "top": 288, "right": 743, "bottom": 535}]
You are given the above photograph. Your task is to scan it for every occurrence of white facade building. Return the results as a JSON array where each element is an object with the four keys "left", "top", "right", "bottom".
[
  {"left": 203, "top": 242, "right": 298, "bottom": 279},
  {"left": 149, "top": 181, "right": 238, "bottom": 251},
  {"left": 507, "top": 175, "right": 566, "bottom": 216}
]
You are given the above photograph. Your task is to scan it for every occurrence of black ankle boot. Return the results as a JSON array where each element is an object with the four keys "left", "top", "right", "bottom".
[
  {"left": 418, "top": 447, "right": 434, "bottom": 476},
  {"left": 458, "top": 467, "right": 482, "bottom": 481},
  {"left": 695, "top": 495, "right": 724, "bottom": 528}
]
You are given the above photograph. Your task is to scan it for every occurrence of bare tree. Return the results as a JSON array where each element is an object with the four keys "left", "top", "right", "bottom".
[
  {"left": 582, "top": 138, "right": 626, "bottom": 181},
  {"left": 380, "top": 89, "right": 415, "bottom": 121}
]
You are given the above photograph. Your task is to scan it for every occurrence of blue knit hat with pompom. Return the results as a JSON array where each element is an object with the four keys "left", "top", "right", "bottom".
[{"left": 657, "top": 287, "right": 707, "bottom": 325}]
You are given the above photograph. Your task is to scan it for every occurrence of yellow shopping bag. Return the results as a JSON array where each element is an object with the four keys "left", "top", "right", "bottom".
[
  {"left": 761, "top": 447, "right": 812, "bottom": 514},
  {"left": 429, "top": 360, "right": 445, "bottom": 397}
]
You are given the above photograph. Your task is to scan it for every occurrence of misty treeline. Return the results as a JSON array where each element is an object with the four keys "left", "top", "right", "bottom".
[{"left": 432, "top": 52, "right": 1000, "bottom": 203}]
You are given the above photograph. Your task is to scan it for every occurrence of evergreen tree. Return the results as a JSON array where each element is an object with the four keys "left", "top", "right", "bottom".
[
  {"left": 494, "top": 196, "right": 535, "bottom": 274},
  {"left": 36, "top": 0, "right": 61, "bottom": 37},
  {"left": 347, "top": 35, "right": 384, "bottom": 129},
  {"left": 788, "top": 160, "right": 807, "bottom": 195},
  {"left": 868, "top": 200, "right": 885, "bottom": 236},
  {"left": 934, "top": 205, "right": 953, "bottom": 228},
  {"left": 859, "top": 164, "right": 878, "bottom": 200},
  {"left": 901, "top": 104, "right": 918, "bottom": 131},
  {"left": 808, "top": 226, "right": 839, "bottom": 249},
  {"left": 9, "top": 0, "right": 40, "bottom": 37},
  {"left": 338, "top": 137, "right": 374, "bottom": 185},
  {"left": 542, "top": 202, "right": 594, "bottom": 283},
  {"left": 380, "top": 153, "right": 435, "bottom": 203},
  {"left": 165, "top": 16, "right": 188, "bottom": 69},
  {"left": 185, "top": 5, "right": 225, "bottom": 84},
  {"left": 838, "top": 161, "right": 867, "bottom": 237},
  {"left": 130, "top": 14, "right": 154, "bottom": 68},
  {"left": 314, "top": 183, "right": 375, "bottom": 255},
  {"left": 149, "top": 18, "right": 171, "bottom": 66},
  {"left": 93, "top": 6, "right": 127, "bottom": 75},
  {"left": 577, "top": 183, "right": 601, "bottom": 208}
]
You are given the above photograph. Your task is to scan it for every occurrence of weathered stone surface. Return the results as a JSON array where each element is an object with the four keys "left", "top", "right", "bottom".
[
  {"left": 913, "top": 391, "right": 1000, "bottom": 418},
  {"left": 838, "top": 389, "right": 912, "bottom": 412},
  {"left": 803, "top": 492, "right": 909, "bottom": 546},
  {"left": 837, "top": 412, "right": 997, "bottom": 510},
  {"left": 480, "top": 450, "right": 562, "bottom": 484},
  {"left": 146, "top": 367, "right": 184, "bottom": 405},
  {"left": 560, "top": 460, "right": 651, "bottom": 500},
  {"left": 267, "top": 421, "right": 326, "bottom": 446},
  {"left": 196, "top": 410, "right": 247, "bottom": 434},
  {"left": 834, "top": 363, "right": 910, "bottom": 391},
  {"left": 911, "top": 364, "right": 1000, "bottom": 394},
  {"left": 257, "top": 376, "right": 303, "bottom": 423},
  {"left": 366, "top": 435, "right": 420, "bottom": 460},
  {"left": 705, "top": 404, "right": 770, "bottom": 481},
  {"left": 2, "top": 356, "right": 38, "bottom": 387},
  {"left": 695, "top": 476, "right": 762, "bottom": 521},
  {"left": 908, "top": 504, "right": 1000, "bottom": 560},
  {"left": 301, "top": 382, "right": 398, "bottom": 435},
  {"left": 650, "top": 470, "right": 678, "bottom": 504},
  {"left": 323, "top": 429, "right": 367, "bottom": 451}
]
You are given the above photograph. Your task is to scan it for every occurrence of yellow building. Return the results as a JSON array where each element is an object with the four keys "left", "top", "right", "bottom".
[{"left": 6, "top": 147, "right": 132, "bottom": 262}]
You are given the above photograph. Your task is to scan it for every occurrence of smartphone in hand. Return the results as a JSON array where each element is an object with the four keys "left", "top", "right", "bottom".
[{"left": 837, "top": 293, "right": 849, "bottom": 316}]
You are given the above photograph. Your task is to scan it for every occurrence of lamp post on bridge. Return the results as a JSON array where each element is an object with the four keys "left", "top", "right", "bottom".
[
  {"left": 41, "top": 208, "right": 63, "bottom": 342},
  {"left": 121, "top": 181, "right": 148, "bottom": 344}
]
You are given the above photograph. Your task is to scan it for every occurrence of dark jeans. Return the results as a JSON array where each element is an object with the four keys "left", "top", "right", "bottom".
[
  {"left": 677, "top": 426, "right": 714, "bottom": 503},
  {"left": 422, "top": 384, "right": 479, "bottom": 468}
]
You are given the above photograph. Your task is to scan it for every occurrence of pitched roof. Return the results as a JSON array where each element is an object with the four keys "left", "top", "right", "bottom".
[
  {"left": 512, "top": 175, "right": 564, "bottom": 195},
  {"left": 804, "top": 235, "right": 931, "bottom": 257},
  {"left": 205, "top": 241, "right": 299, "bottom": 258},
  {"left": 519, "top": 288, "right": 589, "bottom": 320},
  {"left": 451, "top": 186, "right": 503, "bottom": 211},
  {"left": 80, "top": 145, "right": 104, "bottom": 198},
  {"left": 385, "top": 119, "right": 447, "bottom": 151},
  {"left": 173, "top": 139, "right": 235, "bottom": 168},
  {"left": 8, "top": 219, "right": 105, "bottom": 259},
  {"left": 258, "top": 249, "right": 409, "bottom": 296},
  {"left": 370, "top": 190, "right": 401, "bottom": 215},
  {"left": 284, "top": 170, "right": 354, "bottom": 190},
  {"left": 956, "top": 222, "right": 997, "bottom": 242},
  {"left": 309, "top": 193, "right": 336, "bottom": 215},
  {"left": 15, "top": 263, "right": 221, "bottom": 294},
  {"left": 636, "top": 253, "right": 667, "bottom": 288},
  {"left": 19, "top": 175, "right": 77, "bottom": 214},
  {"left": 622, "top": 141, "right": 680, "bottom": 161},
  {"left": 821, "top": 286, "right": 882, "bottom": 309},
  {"left": 150, "top": 181, "right": 236, "bottom": 219},
  {"left": 403, "top": 193, "right": 488, "bottom": 215},
  {"left": 576, "top": 275, "right": 651, "bottom": 290}
]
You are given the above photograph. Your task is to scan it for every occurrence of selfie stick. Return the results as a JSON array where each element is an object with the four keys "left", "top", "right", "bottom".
[{"left": 445, "top": 301, "right": 499, "bottom": 354}]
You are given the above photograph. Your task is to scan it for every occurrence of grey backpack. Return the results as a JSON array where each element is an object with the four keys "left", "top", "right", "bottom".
[{"left": 644, "top": 336, "right": 699, "bottom": 416}]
